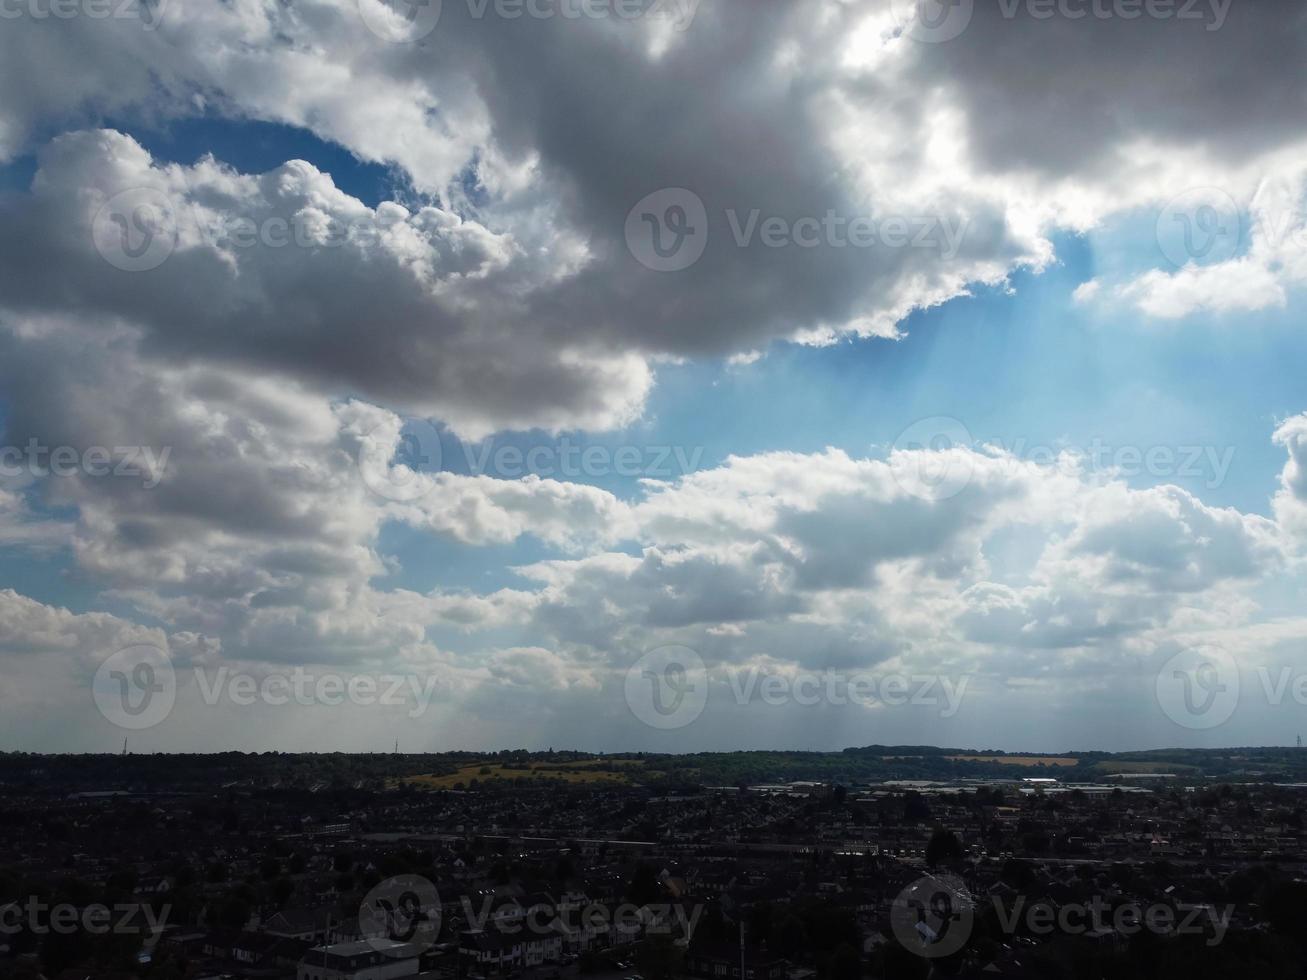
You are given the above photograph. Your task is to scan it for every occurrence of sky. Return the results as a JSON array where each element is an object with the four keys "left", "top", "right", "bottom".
[{"left": 2, "top": 0, "right": 1307, "bottom": 754}]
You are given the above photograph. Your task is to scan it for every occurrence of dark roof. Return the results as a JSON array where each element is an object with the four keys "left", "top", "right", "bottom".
[
  {"left": 264, "top": 907, "right": 335, "bottom": 934},
  {"left": 300, "top": 939, "right": 424, "bottom": 970}
]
